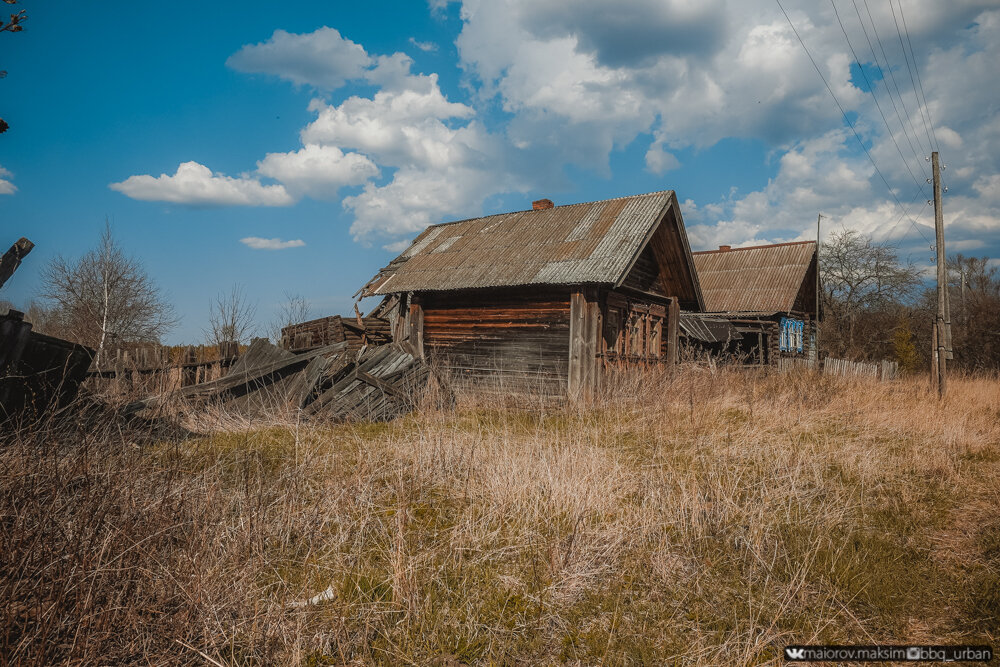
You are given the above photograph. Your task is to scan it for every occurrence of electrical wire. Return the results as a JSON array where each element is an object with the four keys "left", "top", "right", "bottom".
[
  {"left": 897, "top": 0, "right": 939, "bottom": 152},
  {"left": 888, "top": 0, "right": 937, "bottom": 153},
  {"left": 775, "top": 0, "right": 930, "bottom": 244},
  {"left": 884, "top": 188, "right": 933, "bottom": 247},
  {"left": 851, "top": 0, "right": 930, "bottom": 176},
  {"left": 830, "top": 0, "right": 928, "bottom": 195}
]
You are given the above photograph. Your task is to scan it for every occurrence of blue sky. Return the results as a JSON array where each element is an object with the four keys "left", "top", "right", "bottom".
[{"left": 2, "top": 0, "right": 998, "bottom": 343}]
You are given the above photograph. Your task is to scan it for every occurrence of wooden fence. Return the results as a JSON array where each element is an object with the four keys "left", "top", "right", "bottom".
[
  {"left": 85, "top": 342, "right": 241, "bottom": 396},
  {"left": 775, "top": 356, "right": 899, "bottom": 381},
  {"left": 822, "top": 357, "right": 899, "bottom": 381},
  {"left": 776, "top": 357, "right": 816, "bottom": 372}
]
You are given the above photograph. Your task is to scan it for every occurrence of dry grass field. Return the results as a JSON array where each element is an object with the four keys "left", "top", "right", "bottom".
[{"left": 2, "top": 368, "right": 998, "bottom": 665}]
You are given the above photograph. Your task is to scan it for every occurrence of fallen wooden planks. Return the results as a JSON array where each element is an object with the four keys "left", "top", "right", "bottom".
[
  {"left": 125, "top": 341, "right": 347, "bottom": 412},
  {"left": 125, "top": 338, "right": 438, "bottom": 423}
]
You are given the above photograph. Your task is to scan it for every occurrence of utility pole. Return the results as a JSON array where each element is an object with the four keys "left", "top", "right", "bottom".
[
  {"left": 960, "top": 267, "right": 967, "bottom": 326},
  {"left": 815, "top": 213, "right": 823, "bottom": 367},
  {"left": 932, "top": 151, "right": 948, "bottom": 398}
]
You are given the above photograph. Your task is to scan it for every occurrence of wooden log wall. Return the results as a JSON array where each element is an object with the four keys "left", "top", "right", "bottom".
[
  {"left": 421, "top": 290, "right": 571, "bottom": 395},
  {"left": 281, "top": 315, "right": 393, "bottom": 353}
]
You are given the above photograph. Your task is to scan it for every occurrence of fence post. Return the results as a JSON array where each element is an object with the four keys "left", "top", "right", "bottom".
[{"left": 182, "top": 346, "right": 197, "bottom": 387}]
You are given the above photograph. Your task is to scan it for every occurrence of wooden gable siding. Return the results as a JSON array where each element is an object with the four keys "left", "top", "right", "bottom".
[
  {"left": 620, "top": 245, "right": 666, "bottom": 296},
  {"left": 617, "top": 206, "right": 700, "bottom": 310},
  {"left": 421, "top": 289, "right": 571, "bottom": 393},
  {"left": 791, "top": 254, "right": 819, "bottom": 316}
]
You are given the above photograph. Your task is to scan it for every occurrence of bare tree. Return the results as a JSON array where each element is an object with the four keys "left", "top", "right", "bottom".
[
  {"left": 41, "top": 222, "right": 176, "bottom": 366},
  {"left": 1, "top": 0, "right": 28, "bottom": 134},
  {"left": 820, "top": 229, "right": 923, "bottom": 357},
  {"left": 206, "top": 284, "right": 257, "bottom": 347},
  {"left": 268, "top": 291, "right": 310, "bottom": 343}
]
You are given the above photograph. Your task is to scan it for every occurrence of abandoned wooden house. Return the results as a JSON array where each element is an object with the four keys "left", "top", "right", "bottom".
[
  {"left": 691, "top": 240, "right": 820, "bottom": 365},
  {"left": 358, "top": 190, "right": 706, "bottom": 397}
]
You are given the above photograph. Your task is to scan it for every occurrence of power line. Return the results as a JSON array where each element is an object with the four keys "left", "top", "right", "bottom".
[
  {"left": 884, "top": 188, "right": 933, "bottom": 247},
  {"left": 897, "top": 0, "right": 939, "bottom": 151},
  {"left": 775, "top": 0, "right": 928, "bottom": 240},
  {"left": 852, "top": 0, "right": 930, "bottom": 176},
  {"left": 888, "top": 0, "right": 936, "bottom": 153},
  {"left": 829, "top": 0, "right": 928, "bottom": 196},
  {"left": 861, "top": 0, "right": 932, "bottom": 158}
]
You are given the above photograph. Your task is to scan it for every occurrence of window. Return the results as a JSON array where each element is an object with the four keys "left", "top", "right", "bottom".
[
  {"left": 780, "top": 318, "right": 804, "bottom": 353},
  {"left": 605, "top": 300, "right": 667, "bottom": 362}
]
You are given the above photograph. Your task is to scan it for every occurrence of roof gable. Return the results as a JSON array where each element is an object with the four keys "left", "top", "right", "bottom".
[
  {"left": 360, "top": 191, "right": 705, "bottom": 308},
  {"left": 692, "top": 241, "right": 817, "bottom": 313}
]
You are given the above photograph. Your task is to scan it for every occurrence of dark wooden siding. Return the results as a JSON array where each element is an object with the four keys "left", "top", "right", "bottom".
[
  {"left": 620, "top": 246, "right": 666, "bottom": 296},
  {"left": 421, "top": 289, "right": 571, "bottom": 394}
]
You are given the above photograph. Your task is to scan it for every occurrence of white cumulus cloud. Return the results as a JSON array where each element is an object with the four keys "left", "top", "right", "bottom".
[
  {"left": 257, "top": 144, "right": 379, "bottom": 199},
  {"left": 240, "top": 237, "right": 306, "bottom": 250},
  {"left": 226, "top": 27, "right": 371, "bottom": 89},
  {"left": 0, "top": 165, "right": 16, "bottom": 195},
  {"left": 645, "top": 143, "right": 680, "bottom": 175},
  {"left": 113, "top": 2, "right": 1000, "bottom": 256},
  {"left": 110, "top": 161, "right": 294, "bottom": 206}
]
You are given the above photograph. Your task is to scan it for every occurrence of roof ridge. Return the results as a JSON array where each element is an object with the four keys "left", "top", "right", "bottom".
[
  {"left": 692, "top": 240, "right": 815, "bottom": 255},
  {"left": 424, "top": 190, "right": 675, "bottom": 230}
]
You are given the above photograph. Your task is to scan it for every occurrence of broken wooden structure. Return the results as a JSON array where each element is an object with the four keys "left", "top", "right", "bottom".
[
  {"left": 280, "top": 314, "right": 391, "bottom": 353},
  {"left": 1, "top": 238, "right": 95, "bottom": 425},
  {"left": 86, "top": 343, "right": 242, "bottom": 395},
  {"left": 691, "top": 241, "right": 820, "bottom": 366},
  {"left": 127, "top": 337, "right": 436, "bottom": 422},
  {"left": 359, "top": 191, "right": 706, "bottom": 398}
]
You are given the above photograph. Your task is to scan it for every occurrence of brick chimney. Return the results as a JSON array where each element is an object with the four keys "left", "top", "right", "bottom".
[
  {"left": 532, "top": 198, "right": 554, "bottom": 210},
  {"left": 719, "top": 245, "right": 731, "bottom": 251}
]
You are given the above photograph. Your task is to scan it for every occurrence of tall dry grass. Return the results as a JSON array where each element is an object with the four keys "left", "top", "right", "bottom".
[{"left": 1, "top": 367, "right": 998, "bottom": 665}]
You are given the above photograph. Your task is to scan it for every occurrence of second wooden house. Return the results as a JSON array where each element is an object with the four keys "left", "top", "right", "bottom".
[
  {"left": 359, "top": 190, "right": 705, "bottom": 397},
  {"left": 691, "top": 240, "right": 820, "bottom": 365}
]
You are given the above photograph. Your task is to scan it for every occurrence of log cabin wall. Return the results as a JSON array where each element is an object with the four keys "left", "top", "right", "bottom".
[{"left": 419, "top": 288, "right": 572, "bottom": 395}]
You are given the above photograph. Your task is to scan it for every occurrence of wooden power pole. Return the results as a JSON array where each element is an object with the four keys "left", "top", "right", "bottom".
[
  {"left": 932, "top": 151, "right": 948, "bottom": 398},
  {"left": 815, "top": 213, "right": 822, "bottom": 366}
]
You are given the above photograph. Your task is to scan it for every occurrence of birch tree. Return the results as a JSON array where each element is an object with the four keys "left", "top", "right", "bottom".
[
  {"left": 205, "top": 284, "right": 257, "bottom": 347},
  {"left": 40, "top": 222, "right": 176, "bottom": 366}
]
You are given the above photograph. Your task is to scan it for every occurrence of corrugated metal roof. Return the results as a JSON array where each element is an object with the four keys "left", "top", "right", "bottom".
[
  {"left": 361, "top": 191, "right": 685, "bottom": 296},
  {"left": 678, "top": 313, "right": 742, "bottom": 343},
  {"left": 692, "top": 241, "right": 816, "bottom": 313}
]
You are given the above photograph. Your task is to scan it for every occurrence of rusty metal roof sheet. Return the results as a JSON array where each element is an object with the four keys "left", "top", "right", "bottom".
[
  {"left": 692, "top": 241, "right": 816, "bottom": 313},
  {"left": 361, "top": 191, "right": 691, "bottom": 296}
]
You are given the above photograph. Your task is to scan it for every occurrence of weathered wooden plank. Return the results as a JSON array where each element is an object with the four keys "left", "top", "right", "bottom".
[
  {"left": 0, "top": 237, "right": 34, "bottom": 291},
  {"left": 569, "top": 291, "right": 585, "bottom": 399},
  {"left": 308, "top": 343, "right": 429, "bottom": 421},
  {"left": 409, "top": 298, "right": 424, "bottom": 360},
  {"left": 286, "top": 354, "right": 333, "bottom": 409},
  {"left": 665, "top": 296, "right": 679, "bottom": 365},
  {"left": 305, "top": 345, "right": 397, "bottom": 415}
]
